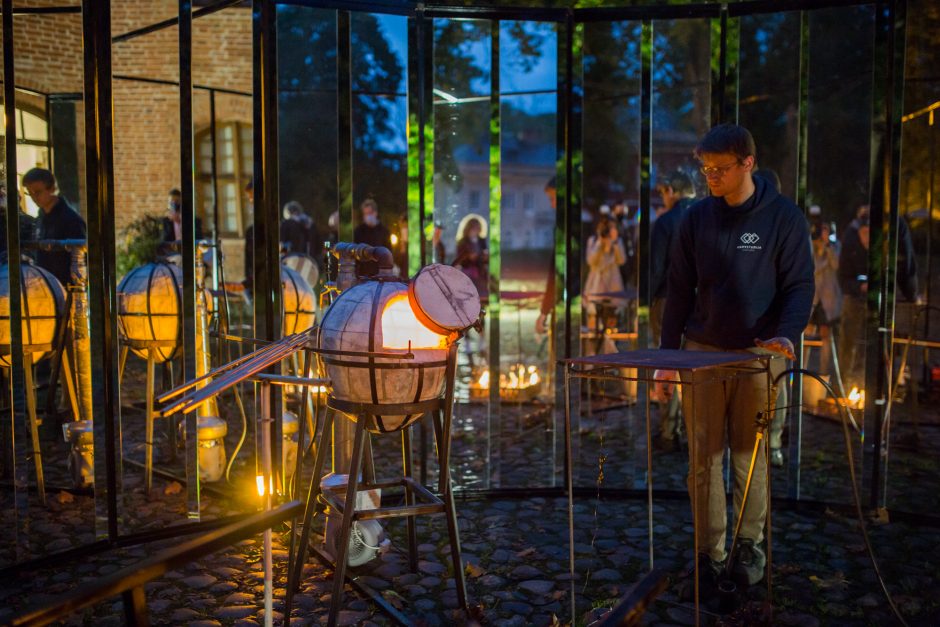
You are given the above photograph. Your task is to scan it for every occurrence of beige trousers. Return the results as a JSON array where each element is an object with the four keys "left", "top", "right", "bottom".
[{"left": 681, "top": 339, "right": 782, "bottom": 562}]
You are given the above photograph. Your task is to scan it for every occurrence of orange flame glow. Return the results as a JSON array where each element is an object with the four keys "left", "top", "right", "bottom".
[{"left": 381, "top": 294, "right": 447, "bottom": 349}]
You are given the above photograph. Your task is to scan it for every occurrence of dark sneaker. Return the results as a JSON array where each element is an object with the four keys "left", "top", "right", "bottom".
[
  {"left": 770, "top": 448, "right": 784, "bottom": 467},
  {"left": 678, "top": 553, "right": 723, "bottom": 602},
  {"left": 731, "top": 538, "right": 766, "bottom": 586}
]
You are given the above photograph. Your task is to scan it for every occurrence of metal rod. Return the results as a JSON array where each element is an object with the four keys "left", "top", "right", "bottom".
[
  {"left": 0, "top": 6, "right": 82, "bottom": 13},
  {"left": 261, "top": 381, "right": 274, "bottom": 627},
  {"left": 645, "top": 369, "right": 654, "bottom": 571},
  {"left": 81, "top": 0, "right": 121, "bottom": 541},
  {"left": 112, "top": 74, "right": 251, "bottom": 97},
  {"left": 112, "top": 0, "right": 244, "bottom": 44},
  {"left": 252, "top": 373, "right": 330, "bottom": 387},
  {"left": 3, "top": 0, "right": 31, "bottom": 521},
  {"left": 564, "top": 366, "right": 575, "bottom": 623},
  {"left": 179, "top": 0, "right": 201, "bottom": 520}
]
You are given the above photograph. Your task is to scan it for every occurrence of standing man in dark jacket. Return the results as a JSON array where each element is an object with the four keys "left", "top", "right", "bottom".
[
  {"left": 837, "top": 213, "right": 869, "bottom": 389},
  {"left": 23, "top": 168, "right": 86, "bottom": 287},
  {"left": 649, "top": 170, "right": 695, "bottom": 449},
  {"left": 353, "top": 197, "right": 391, "bottom": 276},
  {"left": 654, "top": 124, "right": 814, "bottom": 592}
]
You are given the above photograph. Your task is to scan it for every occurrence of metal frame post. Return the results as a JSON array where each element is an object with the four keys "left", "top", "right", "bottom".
[
  {"left": 3, "top": 0, "right": 33, "bottom": 544},
  {"left": 788, "top": 10, "right": 812, "bottom": 498},
  {"left": 179, "top": 0, "right": 202, "bottom": 519},
  {"left": 253, "top": 0, "right": 284, "bottom": 487},
  {"left": 82, "top": 0, "right": 121, "bottom": 540},
  {"left": 863, "top": 0, "right": 906, "bottom": 512},
  {"left": 487, "top": 20, "right": 502, "bottom": 490}
]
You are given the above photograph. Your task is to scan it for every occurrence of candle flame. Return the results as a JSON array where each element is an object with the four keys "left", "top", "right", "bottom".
[
  {"left": 473, "top": 364, "right": 540, "bottom": 390},
  {"left": 848, "top": 386, "right": 865, "bottom": 408}
]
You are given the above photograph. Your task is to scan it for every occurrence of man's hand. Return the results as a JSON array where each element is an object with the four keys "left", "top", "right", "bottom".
[
  {"left": 754, "top": 337, "right": 795, "bottom": 360},
  {"left": 535, "top": 313, "right": 548, "bottom": 335},
  {"left": 651, "top": 369, "right": 679, "bottom": 402}
]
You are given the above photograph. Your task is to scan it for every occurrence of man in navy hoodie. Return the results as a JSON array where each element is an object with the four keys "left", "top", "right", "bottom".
[{"left": 655, "top": 124, "right": 814, "bottom": 592}]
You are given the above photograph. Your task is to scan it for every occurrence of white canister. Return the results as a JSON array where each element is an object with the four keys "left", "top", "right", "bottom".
[{"left": 197, "top": 415, "right": 228, "bottom": 483}]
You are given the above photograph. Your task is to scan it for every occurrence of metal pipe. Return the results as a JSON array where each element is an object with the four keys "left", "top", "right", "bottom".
[
  {"left": 3, "top": 0, "right": 31, "bottom": 508},
  {"left": 69, "top": 246, "right": 94, "bottom": 426},
  {"left": 332, "top": 243, "right": 395, "bottom": 288},
  {"left": 195, "top": 242, "right": 221, "bottom": 420},
  {"left": 260, "top": 381, "right": 273, "bottom": 627},
  {"left": 111, "top": 0, "right": 243, "bottom": 44}
]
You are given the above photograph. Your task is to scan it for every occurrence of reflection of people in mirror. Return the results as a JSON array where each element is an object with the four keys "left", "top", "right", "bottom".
[
  {"left": 160, "top": 187, "right": 203, "bottom": 256},
  {"left": 430, "top": 221, "right": 446, "bottom": 265},
  {"left": 0, "top": 183, "right": 36, "bottom": 260},
  {"left": 280, "top": 199, "right": 320, "bottom": 260},
  {"left": 24, "top": 167, "right": 86, "bottom": 287},
  {"left": 649, "top": 170, "right": 695, "bottom": 450},
  {"left": 353, "top": 196, "right": 391, "bottom": 276},
  {"left": 452, "top": 217, "right": 489, "bottom": 299},
  {"left": 536, "top": 176, "right": 557, "bottom": 335},
  {"left": 583, "top": 215, "right": 625, "bottom": 332}
]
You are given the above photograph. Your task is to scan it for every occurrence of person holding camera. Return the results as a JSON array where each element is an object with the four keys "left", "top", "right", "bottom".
[{"left": 583, "top": 215, "right": 626, "bottom": 335}]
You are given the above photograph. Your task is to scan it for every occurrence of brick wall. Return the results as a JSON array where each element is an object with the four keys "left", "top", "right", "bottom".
[{"left": 3, "top": 0, "right": 253, "bottom": 278}]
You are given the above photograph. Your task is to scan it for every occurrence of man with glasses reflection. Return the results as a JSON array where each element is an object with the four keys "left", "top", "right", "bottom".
[
  {"left": 23, "top": 168, "right": 86, "bottom": 288},
  {"left": 654, "top": 124, "right": 814, "bottom": 595}
]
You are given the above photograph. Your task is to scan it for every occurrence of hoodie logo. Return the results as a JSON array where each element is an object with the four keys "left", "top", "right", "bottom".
[{"left": 738, "top": 232, "right": 762, "bottom": 251}]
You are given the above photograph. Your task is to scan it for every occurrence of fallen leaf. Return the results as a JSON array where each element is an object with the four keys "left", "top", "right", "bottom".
[
  {"left": 516, "top": 547, "right": 536, "bottom": 558},
  {"left": 465, "top": 562, "right": 486, "bottom": 578},
  {"left": 381, "top": 589, "right": 405, "bottom": 610},
  {"left": 809, "top": 572, "right": 848, "bottom": 590},
  {"left": 164, "top": 481, "right": 183, "bottom": 495},
  {"left": 57, "top": 491, "right": 75, "bottom": 504}
]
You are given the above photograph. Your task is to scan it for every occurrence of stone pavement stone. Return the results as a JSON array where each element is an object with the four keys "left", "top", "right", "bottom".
[{"left": 1, "top": 395, "right": 939, "bottom": 627}]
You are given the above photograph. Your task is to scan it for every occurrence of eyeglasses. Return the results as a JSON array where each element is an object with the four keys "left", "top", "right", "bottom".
[{"left": 699, "top": 161, "right": 741, "bottom": 178}]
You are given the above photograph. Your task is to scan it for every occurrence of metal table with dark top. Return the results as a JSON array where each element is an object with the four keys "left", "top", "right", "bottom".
[{"left": 561, "top": 348, "right": 776, "bottom": 626}]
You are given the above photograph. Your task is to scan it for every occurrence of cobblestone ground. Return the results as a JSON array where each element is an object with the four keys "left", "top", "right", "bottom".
[
  {"left": 0, "top": 494, "right": 938, "bottom": 626},
  {"left": 1, "top": 359, "right": 938, "bottom": 625}
]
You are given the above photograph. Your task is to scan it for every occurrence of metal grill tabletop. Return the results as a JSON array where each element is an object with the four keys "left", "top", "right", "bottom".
[{"left": 563, "top": 348, "right": 767, "bottom": 371}]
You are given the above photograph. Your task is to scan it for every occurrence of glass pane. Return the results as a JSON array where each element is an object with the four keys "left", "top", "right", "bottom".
[
  {"left": 222, "top": 182, "right": 238, "bottom": 233},
  {"left": 579, "top": 20, "right": 644, "bottom": 497},
  {"left": 278, "top": 5, "right": 337, "bottom": 263},
  {"left": 646, "top": 17, "right": 712, "bottom": 494},
  {"left": 801, "top": 4, "right": 875, "bottom": 507},
  {"left": 239, "top": 124, "right": 252, "bottom": 177},
  {"left": 3, "top": 14, "right": 90, "bottom": 567},
  {"left": 351, "top": 12, "right": 408, "bottom": 275},
  {"left": 433, "top": 18, "right": 492, "bottom": 491},
  {"left": 495, "top": 21, "right": 557, "bottom": 490},
  {"left": 21, "top": 109, "right": 48, "bottom": 142},
  {"left": 891, "top": 0, "right": 940, "bottom": 515},
  {"left": 739, "top": 12, "right": 801, "bottom": 199},
  {"left": 738, "top": 12, "right": 802, "bottom": 501},
  {"left": 198, "top": 131, "right": 213, "bottom": 174}
]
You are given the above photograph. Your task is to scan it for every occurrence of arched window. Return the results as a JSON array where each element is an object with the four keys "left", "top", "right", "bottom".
[
  {"left": 195, "top": 121, "right": 252, "bottom": 238},
  {"left": 0, "top": 104, "right": 50, "bottom": 217}
]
